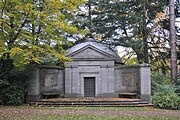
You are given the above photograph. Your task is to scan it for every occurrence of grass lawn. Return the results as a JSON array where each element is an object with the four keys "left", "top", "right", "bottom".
[{"left": 0, "top": 106, "right": 180, "bottom": 120}]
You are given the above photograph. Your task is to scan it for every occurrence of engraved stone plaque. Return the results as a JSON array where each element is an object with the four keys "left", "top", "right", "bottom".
[
  {"left": 122, "top": 73, "right": 136, "bottom": 87},
  {"left": 44, "top": 73, "right": 58, "bottom": 87}
]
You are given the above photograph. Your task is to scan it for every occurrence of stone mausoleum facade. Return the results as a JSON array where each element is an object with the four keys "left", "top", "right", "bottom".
[{"left": 26, "top": 38, "right": 151, "bottom": 103}]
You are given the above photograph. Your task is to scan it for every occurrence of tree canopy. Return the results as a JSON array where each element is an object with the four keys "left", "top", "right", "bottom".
[
  {"left": 76, "top": 0, "right": 168, "bottom": 64},
  {"left": 0, "top": 0, "right": 85, "bottom": 66}
]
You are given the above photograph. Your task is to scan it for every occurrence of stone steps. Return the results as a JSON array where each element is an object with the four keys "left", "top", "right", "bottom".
[{"left": 29, "top": 98, "right": 153, "bottom": 107}]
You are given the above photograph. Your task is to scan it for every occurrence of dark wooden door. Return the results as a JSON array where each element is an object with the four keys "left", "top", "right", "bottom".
[{"left": 84, "top": 77, "right": 95, "bottom": 97}]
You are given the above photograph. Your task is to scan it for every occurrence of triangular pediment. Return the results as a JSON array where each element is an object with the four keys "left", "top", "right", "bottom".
[{"left": 67, "top": 45, "right": 116, "bottom": 60}]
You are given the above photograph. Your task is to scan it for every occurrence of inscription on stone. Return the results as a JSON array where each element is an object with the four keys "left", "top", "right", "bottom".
[
  {"left": 44, "top": 73, "right": 58, "bottom": 87},
  {"left": 122, "top": 73, "right": 136, "bottom": 87}
]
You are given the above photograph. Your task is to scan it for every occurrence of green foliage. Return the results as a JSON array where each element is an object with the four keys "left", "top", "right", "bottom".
[
  {"left": 151, "top": 72, "right": 170, "bottom": 95},
  {"left": 0, "top": 0, "right": 85, "bottom": 66},
  {"left": 123, "top": 57, "right": 138, "bottom": 65},
  {"left": 151, "top": 72, "right": 171, "bottom": 85},
  {"left": 0, "top": 58, "right": 31, "bottom": 105},
  {"left": 0, "top": 0, "right": 87, "bottom": 105},
  {"left": 152, "top": 72, "right": 180, "bottom": 110},
  {"left": 2, "top": 83, "right": 25, "bottom": 105},
  {"left": 153, "top": 83, "right": 180, "bottom": 110},
  {"left": 77, "top": 0, "right": 168, "bottom": 64},
  {"left": 175, "top": 78, "right": 180, "bottom": 95}
]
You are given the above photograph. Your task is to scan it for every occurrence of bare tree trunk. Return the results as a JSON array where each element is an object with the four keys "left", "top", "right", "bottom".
[
  {"left": 143, "top": 0, "right": 149, "bottom": 63},
  {"left": 169, "top": 0, "right": 177, "bottom": 83}
]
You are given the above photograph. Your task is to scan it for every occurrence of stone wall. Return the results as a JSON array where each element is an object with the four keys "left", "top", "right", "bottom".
[
  {"left": 115, "top": 64, "right": 151, "bottom": 102},
  {"left": 26, "top": 67, "right": 40, "bottom": 103},
  {"left": 26, "top": 66, "right": 64, "bottom": 103},
  {"left": 26, "top": 64, "right": 151, "bottom": 103},
  {"left": 115, "top": 65, "right": 140, "bottom": 93},
  {"left": 39, "top": 66, "right": 64, "bottom": 96},
  {"left": 64, "top": 60, "right": 115, "bottom": 98}
]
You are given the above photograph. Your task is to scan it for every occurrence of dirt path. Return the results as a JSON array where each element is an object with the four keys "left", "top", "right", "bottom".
[{"left": 0, "top": 107, "right": 180, "bottom": 118}]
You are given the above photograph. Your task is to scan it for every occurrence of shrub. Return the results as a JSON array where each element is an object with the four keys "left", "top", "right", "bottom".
[
  {"left": 175, "top": 78, "right": 180, "bottom": 95},
  {"left": 153, "top": 84, "right": 180, "bottom": 110},
  {"left": 151, "top": 72, "right": 171, "bottom": 96},
  {"left": 2, "top": 84, "right": 25, "bottom": 105},
  {"left": 151, "top": 72, "right": 171, "bottom": 85},
  {"left": 0, "top": 58, "right": 27, "bottom": 105}
]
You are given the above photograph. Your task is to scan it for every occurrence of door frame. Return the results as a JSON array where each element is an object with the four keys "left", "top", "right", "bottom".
[{"left": 80, "top": 73, "right": 99, "bottom": 97}]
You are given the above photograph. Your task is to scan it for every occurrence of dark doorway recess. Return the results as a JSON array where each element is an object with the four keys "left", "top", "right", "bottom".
[{"left": 84, "top": 77, "right": 95, "bottom": 97}]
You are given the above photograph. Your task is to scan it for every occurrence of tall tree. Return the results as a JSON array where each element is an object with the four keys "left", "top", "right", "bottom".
[
  {"left": 77, "top": 0, "right": 167, "bottom": 64},
  {"left": 143, "top": 0, "right": 148, "bottom": 63},
  {"left": 0, "top": 0, "right": 85, "bottom": 66},
  {"left": 169, "top": 0, "right": 177, "bottom": 82}
]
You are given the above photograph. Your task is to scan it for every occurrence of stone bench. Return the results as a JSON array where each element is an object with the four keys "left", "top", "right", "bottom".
[
  {"left": 41, "top": 93, "right": 61, "bottom": 98},
  {"left": 118, "top": 92, "right": 137, "bottom": 98},
  {"left": 42, "top": 93, "right": 60, "bottom": 95}
]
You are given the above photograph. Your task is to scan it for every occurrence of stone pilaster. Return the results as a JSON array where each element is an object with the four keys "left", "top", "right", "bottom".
[
  {"left": 139, "top": 64, "right": 152, "bottom": 102},
  {"left": 26, "top": 67, "right": 40, "bottom": 103}
]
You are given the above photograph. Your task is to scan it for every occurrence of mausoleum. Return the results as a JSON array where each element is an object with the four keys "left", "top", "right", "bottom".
[{"left": 26, "top": 38, "right": 151, "bottom": 103}]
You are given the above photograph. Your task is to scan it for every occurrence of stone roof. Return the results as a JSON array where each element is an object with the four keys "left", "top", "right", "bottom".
[{"left": 66, "top": 38, "right": 122, "bottom": 63}]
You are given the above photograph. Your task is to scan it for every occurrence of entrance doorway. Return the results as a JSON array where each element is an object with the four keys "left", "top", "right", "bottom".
[{"left": 84, "top": 77, "right": 95, "bottom": 97}]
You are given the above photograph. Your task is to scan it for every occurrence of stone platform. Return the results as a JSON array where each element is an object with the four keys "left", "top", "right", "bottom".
[{"left": 29, "top": 98, "right": 153, "bottom": 107}]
